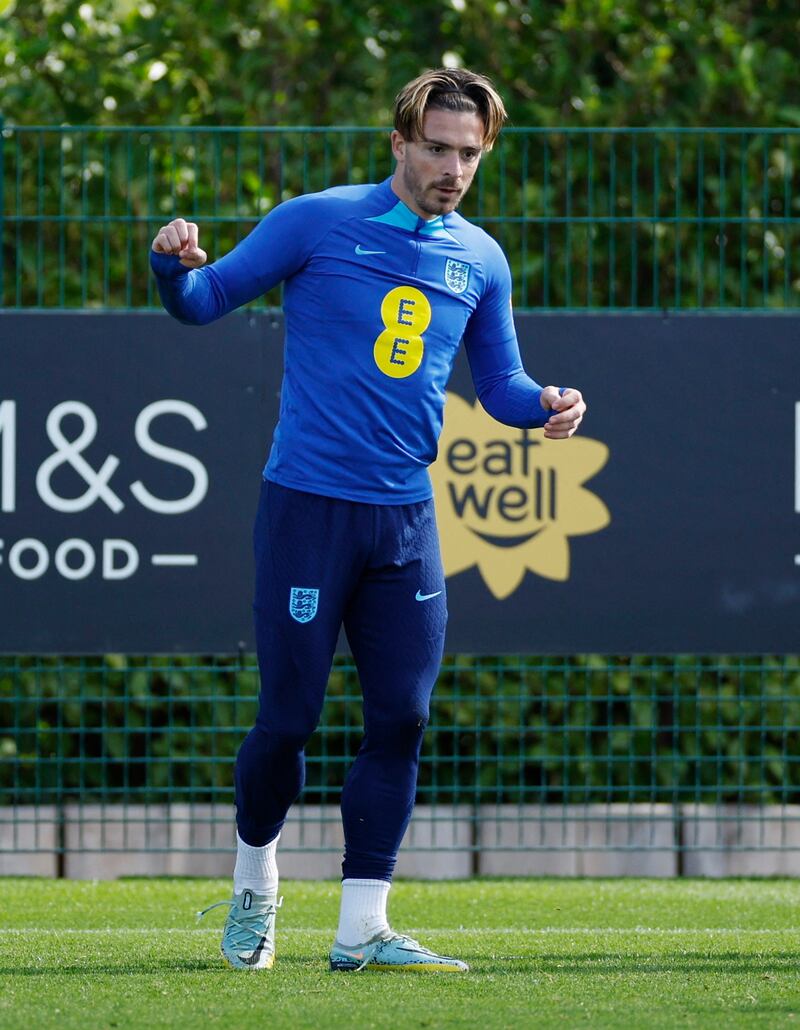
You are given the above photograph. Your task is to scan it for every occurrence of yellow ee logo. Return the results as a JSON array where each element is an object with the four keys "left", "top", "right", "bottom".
[{"left": 373, "top": 286, "right": 431, "bottom": 379}]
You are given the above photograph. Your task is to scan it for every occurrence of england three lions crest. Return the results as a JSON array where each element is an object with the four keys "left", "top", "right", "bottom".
[
  {"left": 444, "top": 259, "right": 471, "bottom": 295},
  {"left": 289, "top": 587, "right": 319, "bottom": 623}
]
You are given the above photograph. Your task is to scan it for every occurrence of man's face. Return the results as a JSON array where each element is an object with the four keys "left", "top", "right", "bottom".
[{"left": 391, "top": 108, "right": 484, "bottom": 218}]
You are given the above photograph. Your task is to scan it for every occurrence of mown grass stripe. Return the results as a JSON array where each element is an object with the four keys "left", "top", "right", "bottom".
[{"left": 0, "top": 926, "right": 786, "bottom": 935}]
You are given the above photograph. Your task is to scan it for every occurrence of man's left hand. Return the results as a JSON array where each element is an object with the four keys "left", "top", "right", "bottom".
[{"left": 540, "top": 386, "right": 586, "bottom": 440}]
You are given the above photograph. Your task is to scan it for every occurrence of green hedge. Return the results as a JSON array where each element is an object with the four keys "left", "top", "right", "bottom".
[
  {"left": 2, "top": 654, "right": 798, "bottom": 806},
  {"left": 6, "top": 126, "right": 800, "bottom": 311}
]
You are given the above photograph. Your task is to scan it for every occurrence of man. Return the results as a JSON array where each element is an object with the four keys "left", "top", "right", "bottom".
[{"left": 150, "top": 68, "right": 586, "bottom": 973}]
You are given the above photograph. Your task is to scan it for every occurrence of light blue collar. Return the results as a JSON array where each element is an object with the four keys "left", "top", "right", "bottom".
[{"left": 368, "top": 182, "right": 453, "bottom": 238}]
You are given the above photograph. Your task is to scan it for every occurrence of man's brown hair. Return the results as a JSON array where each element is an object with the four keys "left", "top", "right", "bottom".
[{"left": 393, "top": 68, "right": 507, "bottom": 151}]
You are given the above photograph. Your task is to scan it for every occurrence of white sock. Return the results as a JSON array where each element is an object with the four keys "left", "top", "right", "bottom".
[
  {"left": 233, "top": 832, "right": 279, "bottom": 896},
  {"left": 335, "top": 878, "right": 391, "bottom": 946}
]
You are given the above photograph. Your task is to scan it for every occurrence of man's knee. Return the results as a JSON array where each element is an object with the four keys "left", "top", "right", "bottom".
[
  {"left": 363, "top": 710, "right": 429, "bottom": 756},
  {"left": 250, "top": 720, "right": 315, "bottom": 759},
  {"left": 241, "top": 708, "right": 319, "bottom": 765}
]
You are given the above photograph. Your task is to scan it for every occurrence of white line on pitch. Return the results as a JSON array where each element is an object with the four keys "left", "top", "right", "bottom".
[
  {"left": 0, "top": 927, "right": 786, "bottom": 935},
  {"left": 151, "top": 554, "right": 198, "bottom": 567}
]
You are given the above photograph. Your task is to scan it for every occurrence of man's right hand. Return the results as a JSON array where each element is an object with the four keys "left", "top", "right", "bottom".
[{"left": 151, "top": 218, "right": 208, "bottom": 268}]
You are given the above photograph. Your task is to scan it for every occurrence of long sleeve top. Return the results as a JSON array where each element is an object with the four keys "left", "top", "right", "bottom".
[{"left": 151, "top": 177, "right": 548, "bottom": 504}]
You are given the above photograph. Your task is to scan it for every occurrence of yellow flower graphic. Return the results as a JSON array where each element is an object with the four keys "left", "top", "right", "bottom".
[{"left": 430, "top": 393, "right": 611, "bottom": 599}]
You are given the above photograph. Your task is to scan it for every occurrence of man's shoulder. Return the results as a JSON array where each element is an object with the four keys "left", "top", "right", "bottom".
[
  {"left": 446, "top": 212, "right": 509, "bottom": 272},
  {"left": 316, "top": 182, "right": 380, "bottom": 203},
  {"left": 281, "top": 182, "right": 384, "bottom": 218},
  {"left": 266, "top": 182, "right": 388, "bottom": 248}
]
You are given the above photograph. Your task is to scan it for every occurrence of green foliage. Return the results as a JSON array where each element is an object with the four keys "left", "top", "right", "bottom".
[
  {"left": 2, "top": 654, "right": 799, "bottom": 806},
  {"left": 6, "top": 123, "right": 800, "bottom": 310},
  {"left": 5, "top": 4, "right": 800, "bottom": 309},
  {"left": 3, "top": 1, "right": 800, "bottom": 128}
]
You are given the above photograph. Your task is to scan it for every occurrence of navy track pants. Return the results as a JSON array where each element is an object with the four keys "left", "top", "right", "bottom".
[{"left": 235, "top": 479, "right": 447, "bottom": 881}]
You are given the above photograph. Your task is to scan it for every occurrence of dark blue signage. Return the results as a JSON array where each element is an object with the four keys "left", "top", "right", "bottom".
[{"left": 0, "top": 312, "right": 797, "bottom": 652}]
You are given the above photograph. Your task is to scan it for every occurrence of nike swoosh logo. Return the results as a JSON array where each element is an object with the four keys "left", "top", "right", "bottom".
[
  {"left": 338, "top": 949, "right": 365, "bottom": 959},
  {"left": 355, "top": 244, "right": 386, "bottom": 256},
  {"left": 415, "top": 590, "right": 443, "bottom": 602},
  {"left": 239, "top": 936, "right": 267, "bottom": 966}
]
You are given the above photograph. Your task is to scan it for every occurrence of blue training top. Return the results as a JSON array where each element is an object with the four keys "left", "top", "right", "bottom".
[{"left": 150, "top": 176, "right": 548, "bottom": 504}]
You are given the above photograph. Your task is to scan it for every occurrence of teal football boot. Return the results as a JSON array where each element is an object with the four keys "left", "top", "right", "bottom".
[
  {"left": 329, "top": 932, "right": 468, "bottom": 973},
  {"left": 198, "top": 890, "right": 282, "bottom": 970}
]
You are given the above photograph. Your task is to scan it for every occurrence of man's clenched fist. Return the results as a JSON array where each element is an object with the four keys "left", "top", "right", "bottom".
[
  {"left": 540, "top": 385, "right": 586, "bottom": 440},
  {"left": 151, "top": 218, "right": 207, "bottom": 268}
]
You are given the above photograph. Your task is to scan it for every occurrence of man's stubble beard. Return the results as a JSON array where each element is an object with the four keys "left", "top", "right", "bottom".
[{"left": 403, "top": 161, "right": 466, "bottom": 217}]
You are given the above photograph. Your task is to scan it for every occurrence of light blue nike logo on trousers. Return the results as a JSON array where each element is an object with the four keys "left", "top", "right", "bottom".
[{"left": 415, "top": 590, "right": 442, "bottom": 602}]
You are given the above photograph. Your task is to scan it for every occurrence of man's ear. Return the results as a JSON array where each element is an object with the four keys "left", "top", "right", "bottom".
[{"left": 390, "top": 130, "right": 406, "bottom": 163}]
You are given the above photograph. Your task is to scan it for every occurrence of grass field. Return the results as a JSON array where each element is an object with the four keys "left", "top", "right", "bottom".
[{"left": 1, "top": 878, "right": 799, "bottom": 1028}]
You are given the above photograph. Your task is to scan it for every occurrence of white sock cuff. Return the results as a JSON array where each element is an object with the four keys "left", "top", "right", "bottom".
[
  {"left": 336, "top": 878, "right": 391, "bottom": 946},
  {"left": 233, "top": 832, "right": 280, "bottom": 895},
  {"left": 236, "top": 831, "right": 279, "bottom": 853}
]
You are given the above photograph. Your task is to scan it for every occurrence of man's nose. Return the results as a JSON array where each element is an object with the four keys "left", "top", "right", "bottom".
[{"left": 442, "top": 153, "right": 463, "bottom": 179}]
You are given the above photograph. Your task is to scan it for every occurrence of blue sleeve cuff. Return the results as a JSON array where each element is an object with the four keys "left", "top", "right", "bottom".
[
  {"left": 533, "top": 391, "right": 550, "bottom": 425},
  {"left": 149, "top": 251, "right": 191, "bottom": 279},
  {"left": 475, "top": 371, "right": 550, "bottom": 429}
]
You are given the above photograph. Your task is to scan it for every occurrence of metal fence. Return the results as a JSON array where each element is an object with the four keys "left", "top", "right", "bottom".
[
  {"left": 2, "top": 125, "right": 799, "bottom": 875},
  {"left": 5, "top": 124, "right": 800, "bottom": 311},
  {"left": 3, "top": 654, "right": 800, "bottom": 875}
]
